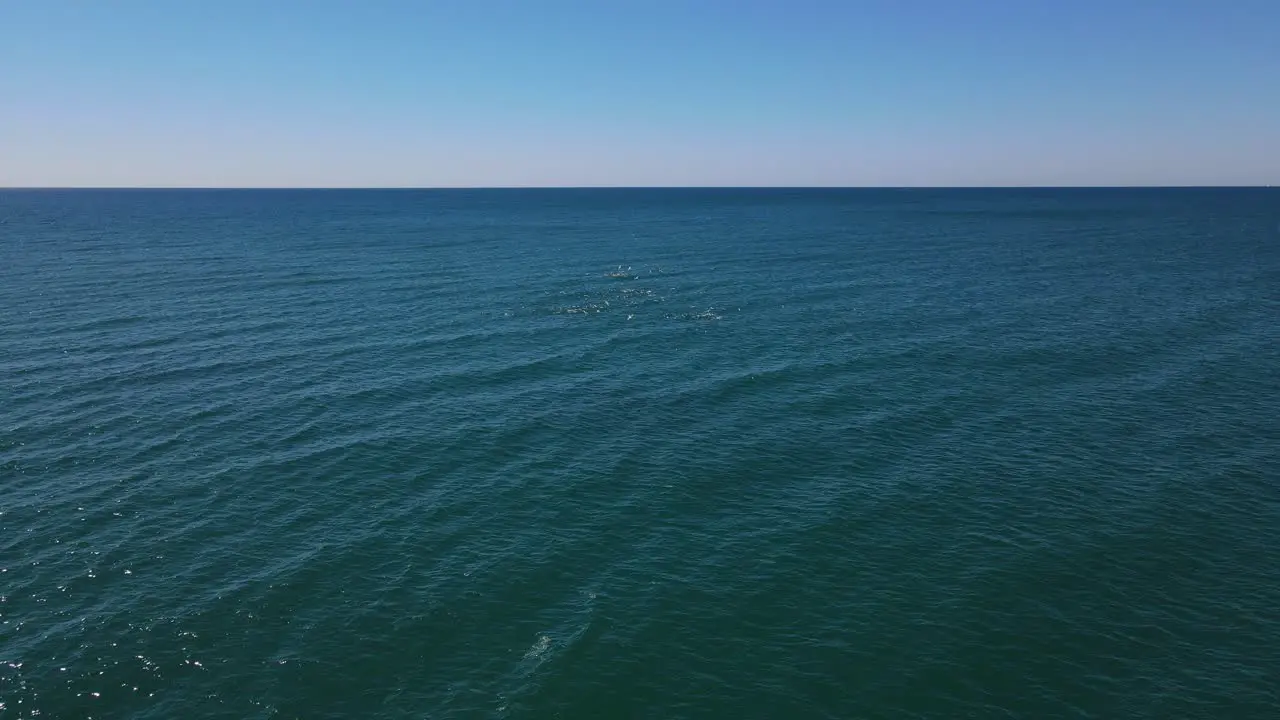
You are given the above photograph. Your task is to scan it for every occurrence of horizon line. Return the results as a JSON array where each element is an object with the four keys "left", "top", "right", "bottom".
[{"left": 1, "top": 184, "right": 1275, "bottom": 191}]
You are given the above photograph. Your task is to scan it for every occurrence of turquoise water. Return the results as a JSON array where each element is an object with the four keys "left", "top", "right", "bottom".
[{"left": 2, "top": 188, "right": 1278, "bottom": 719}]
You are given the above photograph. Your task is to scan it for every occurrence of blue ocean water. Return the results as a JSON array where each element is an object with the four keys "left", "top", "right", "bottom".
[{"left": 1, "top": 188, "right": 1278, "bottom": 719}]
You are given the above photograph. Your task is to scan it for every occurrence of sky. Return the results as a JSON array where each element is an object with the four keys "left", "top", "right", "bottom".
[{"left": 1, "top": 0, "right": 1277, "bottom": 187}]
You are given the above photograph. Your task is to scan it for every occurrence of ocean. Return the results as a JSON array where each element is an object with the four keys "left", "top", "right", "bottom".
[{"left": 2, "top": 188, "right": 1278, "bottom": 719}]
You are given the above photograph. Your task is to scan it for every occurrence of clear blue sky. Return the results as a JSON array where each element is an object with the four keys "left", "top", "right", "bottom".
[{"left": 2, "top": 0, "right": 1277, "bottom": 187}]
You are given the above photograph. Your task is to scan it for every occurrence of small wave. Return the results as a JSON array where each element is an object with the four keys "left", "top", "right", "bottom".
[{"left": 522, "top": 633, "right": 553, "bottom": 661}]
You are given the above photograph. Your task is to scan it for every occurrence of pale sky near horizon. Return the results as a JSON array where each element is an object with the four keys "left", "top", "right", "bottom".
[{"left": 2, "top": 0, "right": 1278, "bottom": 187}]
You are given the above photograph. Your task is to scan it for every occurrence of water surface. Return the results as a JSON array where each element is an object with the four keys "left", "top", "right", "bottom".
[{"left": 2, "top": 188, "right": 1278, "bottom": 718}]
